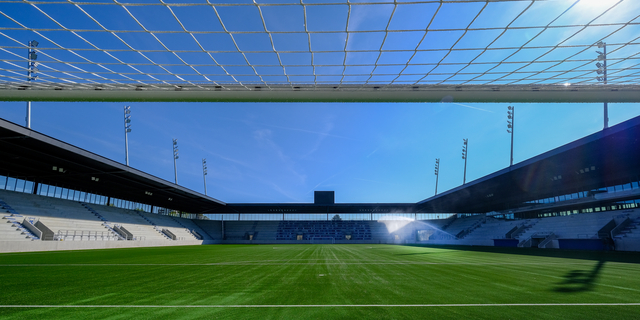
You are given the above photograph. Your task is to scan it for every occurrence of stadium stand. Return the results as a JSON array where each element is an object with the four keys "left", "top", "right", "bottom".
[
  {"left": 463, "top": 217, "right": 527, "bottom": 241},
  {"left": 276, "top": 220, "right": 372, "bottom": 241},
  {"left": 2, "top": 114, "right": 640, "bottom": 251},
  {"left": 136, "top": 211, "right": 203, "bottom": 241},
  {"left": 192, "top": 220, "right": 223, "bottom": 240},
  {"left": 369, "top": 221, "right": 395, "bottom": 243},
  {"left": 514, "top": 210, "right": 640, "bottom": 248},
  {"left": 614, "top": 216, "right": 640, "bottom": 239},
  {"left": 440, "top": 214, "right": 486, "bottom": 239},
  {"left": 84, "top": 204, "right": 169, "bottom": 241},
  {"left": 3, "top": 184, "right": 640, "bottom": 251},
  {"left": 224, "top": 221, "right": 259, "bottom": 240},
  {"left": 0, "top": 189, "right": 208, "bottom": 252},
  {"left": 0, "top": 190, "right": 119, "bottom": 241}
]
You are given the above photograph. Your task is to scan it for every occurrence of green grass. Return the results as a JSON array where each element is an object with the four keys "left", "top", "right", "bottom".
[{"left": 1, "top": 244, "right": 640, "bottom": 319}]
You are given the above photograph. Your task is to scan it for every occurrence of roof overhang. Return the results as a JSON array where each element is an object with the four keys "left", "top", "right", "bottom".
[
  {"left": 209, "top": 202, "right": 418, "bottom": 214},
  {"left": 0, "top": 118, "right": 225, "bottom": 213},
  {"left": 416, "top": 115, "right": 640, "bottom": 213}
]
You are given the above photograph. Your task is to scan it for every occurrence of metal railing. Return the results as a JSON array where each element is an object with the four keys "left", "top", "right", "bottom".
[{"left": 55, "top": 230, "right": 118, "bottom": 241}]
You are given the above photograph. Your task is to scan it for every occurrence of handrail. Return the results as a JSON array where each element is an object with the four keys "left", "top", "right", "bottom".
[
  {"left": 611, "top": 217, "right": 632, "bottom": 238},
  {"left": 55, "top": 230, "right": 117, "bottom": 241},
  {"left": 538, "top": 232, "right": 557, "bottom": 248},
  {"left": 22, "top": 218, "right": 42, "bottom": 240}
]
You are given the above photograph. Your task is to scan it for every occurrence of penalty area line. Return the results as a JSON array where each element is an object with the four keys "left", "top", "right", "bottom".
[{"left": 1, "top": 303, "right": 639, "bottom": 308}]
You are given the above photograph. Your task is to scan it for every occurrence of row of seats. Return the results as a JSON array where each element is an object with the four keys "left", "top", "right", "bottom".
[
  {"left": 276, "top": 220, "right": 372, "bottom": 240},
  {"left": 3, "top": 189, "right": 639, "bottom": 244},
  {"left": 0, "top": 189, "right": 209, "bottom": 242}
]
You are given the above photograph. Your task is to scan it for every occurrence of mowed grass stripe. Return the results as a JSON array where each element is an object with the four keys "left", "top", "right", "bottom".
[
  {"left": 0, "top": 261, "right": 601, "bottom": 266},
  {"left": 1, "top": 244, "right": 640, "bottom": 319},
  {"left": 1, "top": 303, "right": 640, "bottom": 308}
]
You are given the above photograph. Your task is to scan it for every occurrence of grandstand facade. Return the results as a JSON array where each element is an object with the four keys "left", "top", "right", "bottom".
[{"left": 2, "top": 114, "right": 640, "bottom": 252}]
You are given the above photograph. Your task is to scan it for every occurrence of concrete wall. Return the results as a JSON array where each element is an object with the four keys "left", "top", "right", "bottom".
[
  {"left": 415, "top": 239, "right": 494, "bottom": 247},
  {"left": 0, "top": 240, "right": 212, "bottom": 253},
  {"left": 615, "top": 238, "right": 640, "bottom": 252}
]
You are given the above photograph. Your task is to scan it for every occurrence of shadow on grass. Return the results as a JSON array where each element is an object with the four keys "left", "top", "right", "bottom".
[
  {"left": 404, "top": 244, "right": 640, "bottom": 264},
  {"left": 553, "top": 259, "right": 606, "bottom": 293}
]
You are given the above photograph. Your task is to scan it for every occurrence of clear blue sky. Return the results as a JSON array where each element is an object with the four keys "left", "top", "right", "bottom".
[{"left": 1, "top": 103, "right": 639, "bottom": 204}]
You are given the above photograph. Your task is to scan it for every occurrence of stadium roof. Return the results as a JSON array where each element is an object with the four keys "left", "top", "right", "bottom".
[
  {"left": 415, "top": 114, "right": 640, "bottom": 213},
  {"left": 0, "top": 117, "right": 226, "bottom": 213},
  {"left": 1, "top": 114, "right": 639, "bottom": 214},
  {"left": 1, "top": 0, "right": 639, "bottom": 102}
]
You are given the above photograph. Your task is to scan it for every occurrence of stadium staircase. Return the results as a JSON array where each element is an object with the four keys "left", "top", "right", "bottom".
[
  {"left": 0, "top": 199, "right": 39, "bottom": 240},
  {"left": 463, "top": 218, "right": 524, "bottom": 240},
  {"left": 136, "top": 211, "right": 200, "bottom": 241},
  {"left": 81, "top": 204, "right": 126, "bottom": 241},
  {"left": 133, "top": 211, "right": 173, "bottom": 240},
  {"left": 0, "top": 190, "right": 119, "bottom": 241},
  {"left": 168, "top": 216, "right": 207, "bottom": 240},
  {"left": 508, "top": 219, "right": 538, "bottom": 239},
  {"left": 85, "top": 205, "right": 166, "bottom": 241},
  {"left": 192, "top": 220, "right": 222, "bottom": 240},
  {"left": 612, "top": 216, "right": 640, "bottom": 239},
  {"left": 439, "top": 215, "right": 485, "bottom": 239}
]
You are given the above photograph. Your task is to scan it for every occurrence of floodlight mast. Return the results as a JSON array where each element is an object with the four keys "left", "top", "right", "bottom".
[
  {"left": 434, "top": 158, "right": 440, "bottom": 196},
  {"left": 172, "top": 139, "right": 179, "bottom": 184},
  {"left": 462, "top": 139, "right": 468, "bottom": 184},
  {"left": 202, "top": 158, "right": 208, "bottom": 196},
  {"left": 26, "top": 40, "right": 38, "bottom": 129},
  {"left": 507, "top": 106, "right": 514, "bottom": 166},
  {"left": 124, "top": 106, "right": 131, "bottom": 166},
  {"left": 596, "top": 41, "right": 608, "bottom": 129}
]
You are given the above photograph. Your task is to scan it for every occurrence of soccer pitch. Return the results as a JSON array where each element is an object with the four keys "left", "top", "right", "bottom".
[{"left": 1, "top": 245, "right": 640, "bottom": 319}]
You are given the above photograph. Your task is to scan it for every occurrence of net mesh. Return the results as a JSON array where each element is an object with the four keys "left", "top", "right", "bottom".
[{"left": 0, "top": 0, "right": 638, "bottom": 92}]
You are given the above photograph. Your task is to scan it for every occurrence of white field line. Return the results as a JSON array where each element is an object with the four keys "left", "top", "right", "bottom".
[{"left": 0, "top": 303, "right": 639, "bottom": 308}]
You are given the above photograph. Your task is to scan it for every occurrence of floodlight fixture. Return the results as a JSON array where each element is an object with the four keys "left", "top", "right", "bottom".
[
  {"left": 434, "top": 158, "right": 440, "bottom": 195},
  {"left": 462, "top": 139, "right": 468, "bottom": 184},
  {"left": 124, "top": 106, "right": 131, "bottom": 166},
  {"left": 507, "top": 106, "right": 515, "bottom": 166},
  {"left": 202, "top": 158, "right": 208, "bottom": 195},
  {"left": 172, "top": 138, "right": 179, "bottom": 184}
]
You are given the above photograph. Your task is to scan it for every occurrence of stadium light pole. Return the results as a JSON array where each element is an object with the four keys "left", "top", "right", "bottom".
[
  {"left": 202, "top": 158, "right": 208, "bottom": 196},
  {"left": 462, "top": 139, "right": 468, "bottom": 184},
  {"left": 124, "top": 106, "right": 131, "bottom": 166},
  {"left": 26, "top": 40, "right": 38, "bottom": 129},
  {"left": 172, "top": 139, "right": 179, "bottom": 184},
  {"left": 434, "top": 158, "right": 440, "bottom": 196},
  {"left": 507, "top": 106, "right": 514, "bottom": 166},
  {"left": 596, "top": 41, "right": 608, "bottom": 129}
]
